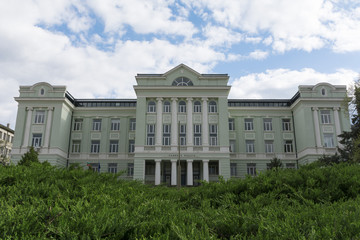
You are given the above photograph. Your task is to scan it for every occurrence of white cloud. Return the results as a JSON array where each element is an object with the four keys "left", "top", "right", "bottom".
[
  {"left": 229, "top": 68, "right": 358, "bottom": 99},
  {"left": 248, "top": 50, "right": 268, "bottom": 60}
]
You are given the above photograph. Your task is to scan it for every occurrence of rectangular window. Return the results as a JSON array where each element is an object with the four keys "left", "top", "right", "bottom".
[
  {"left": 230, "top": 163, "right": 237, "bottom": 176},
  {"left": 109, "top": 140, "right": 119, "bottom": 153},
  {"left": 246, "top": 140, "right": 255, "bottom": 153},
  {"left": 147, "top": 124, "right": 155, "bottom": 134},
  {"left": 73, "top": 119, "right": 83, "bottom": 131},
  {"left": 129, "top": 140, "right": 135, "bottom": 153},
  {"left": 91, "top": 140, "right": 100, "bottom": 153},
  {"left": 209, "top": 124, "right": 218, "bottom": 146},
  {"left": 263, "top": 118, "right": 272, "bottom": 131},
  {"left": 245, "top": 119, "right": 253, "bottom": 131},
  {"left": 179, "top": 104, "right": 186, "bottom": 113},
  {"left": 146, "top": 124, "right": 155, "bottom": 146},
  {"left": 92, "top": 119, "right": 102, "bottom": 131},
  {"left": 209, "top": 124, "right": 217, "bottom": 134},
  {"left": 128, "top": 163, "right": 134, "bottom": 176},
  {"left": 229, "top": 118, "right": 235, "bottom": 131},
  {"left": 324, "top": 133, "right": 334, "bottom": 148},
  {"left": 247, "top": 163, "right": 256, "bottom": 176},
  {"left": 180, "top": 136, "right": 186, "bottom": 146},
  {"left": 210, "top": 136, "right": 217, "bottom": 146},
  {"left": 163, "top": 103, "right": 171, "bottom": 113},
  {"left": 229, "top": 140, "right": 236, "bottom": 152},
  {"left": 194, "top": 124, "right": 201, "bottom": 134},
  {"left": 284, "top": 140, "right": 293, "bottom": 153},
  {"left": 147, "top": 136, "right": 155, "bottom": 145},
  {"left": 163, "top": 124, "right": 171, "bottom": 134},
  {"left": 129, "top": 118, "right": 136, "bottom": 131},
  {"left": 265, "top": 140, "right": 274, "bottom": 153},
  {"left": 108, "top": 163, "right": 117, "bottom": 173},
  {"left": 194, "top": 136, "right": 202, "bottom": 146},
  {"left": 180, "top": 124, "right": 186, "bottom": 134},
  {"left": 32, "top": 134, "right": 42, "bottom": 147},
  {"left": 209, "top": 162, "right": 219, "bottom": 175},
  {"left": 286, "top": 163, "right": 296, "bottom": 169},
  {"left": 111, "top": 119, "right": 120, "bottom": 131},
  {"left": 179, "top": 124, "right": 186, "bottom": 146},
  {"left": 89, "top": 163, "right": 100, "bottom": 173},
  {"left": 148, "top": 102, "right": 156, "bottom": 112},
  {"left": 163, "top": 136, "right": 171, "bottom": 146},
  {"left": 72, "top": 140, "right": 81, "bottom": 153},
  {"left": 321, "top": 110, "right": 331, "bottom": 124},
  {"left": 34, "top": 110, "right": 45, "bottom": 124},
  {"left": 194, "top": 103, "right": 201, "bottom": 113},
  {"left": 282, "top": 119, "right": 291, "bottom": 131}
]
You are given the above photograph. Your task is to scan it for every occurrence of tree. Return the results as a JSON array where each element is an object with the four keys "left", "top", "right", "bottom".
[
  {"left": 18, "top": 147, "right": 40, "bottom": 166},
  {"left": 268, "top": 157, "right": 283, "bottom": 170},
  {"left": 338, "top": 77, "right": 360, "bottom": 163}
]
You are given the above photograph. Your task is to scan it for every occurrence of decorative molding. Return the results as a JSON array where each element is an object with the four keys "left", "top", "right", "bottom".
[
  {"left": 264, "top": 133, "right": 274, "bottom": 140},
  {"left": 322, "top": 126, "right": 334, "bottom": 133},
  {"left": 91, "top": 133, "right": 101, "bottom": 139},
  {"left": 283, "top": 133, "right": 293, "bottom": 139},
  {"left": 109, "top": 133, "right": 120, "bottom": 139},
  {"left": 245, "top": 133, "right": 255, "bottom": 139}
]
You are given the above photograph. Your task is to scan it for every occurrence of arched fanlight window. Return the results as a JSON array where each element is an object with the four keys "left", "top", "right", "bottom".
[
  {"left": 193, "top": 101, "right": 201, "bottom": 113},
  {"left": 172, "top": 77, "right": 193, "bottom": 86},
  {"left": 148, "top": 101, "right": 156, "bottom": 112},
  {"left": 163, "top": 101, "right": 171, "bottom": 112},
  {"left": 178, "top": 101, "right": 186, "bottom": 113},
  {"left": 209, "top": 101, "right": 217, "bottom": 113}
]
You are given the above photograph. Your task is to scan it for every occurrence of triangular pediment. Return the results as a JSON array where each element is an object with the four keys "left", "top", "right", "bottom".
[{"left": 162, "top": 64, "right": 201, "bottom": 77}]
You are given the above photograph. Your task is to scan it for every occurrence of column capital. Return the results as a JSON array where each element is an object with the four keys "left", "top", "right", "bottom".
[
  {"left": 26, "top": 107, "right": 33, "bottom": 111},
  {"left": 171, "top": 159, "right": 177, "bottom": 163},
  {"left": 312, "top": 107, "right": 319, "bottom": 111},
  {"left": 202, "top": 159, "right": 209, "bottom": 163},
  {"left": 186, "top": 97, "right": 193, "bottom": 101},
  {"left": 202, "top": 97, "right": 208, "bottom": 102},
  {"left": 155, "top": 159, "right": 162, "bottom": 163},
  {"left": 47, "top": 107, "right": 54, "bottom": 111},
  {"left": 333, "top": 107, "right": 340, "bottom": 111},
  {"left": 156, "top": 97, "right": 163, "bottom": 102},
  {"left": 186, "top": 159, "right": 193, "bottom": 163},
  {"left": 171, "top": 97, "right": 178, "bottom": 101}
]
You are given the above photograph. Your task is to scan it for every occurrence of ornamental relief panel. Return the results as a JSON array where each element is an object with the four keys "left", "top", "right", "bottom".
[
  {"left": 283, "top": 133, "right": 293, "bottom": 139},
  {"left": 177, "top": 115, "right": 186, "bottom": 123},
  {"left": 109, "top": 133, "right": 119, "bottom": 139},
  {"left": 73, "top": 133, "right": 82, "bottom": 139},
  {"left": 264, "top": 133, "right": 274, "bottom": 140},
  {"left": 209, "top": 115, "right": 218, "bottom": 123},
  {"left": 245, "top": 133, "right": 255, "bottom": 139},
  {"left": 146, "top": 115, "right": 156, "bottom": 123},
  {"left": 32, "top": 125, "right": 44, "bottom": 133},
  {"left": 128, "top": 133, "right": 135, "bottom": 140},
  {"left": 193, "top": 114, "right": 202, "bottom": 123},
  {"left": 163, "top": 114, "right": 171, "bottom": 123},
  {"left": 91, "top": 133, "right": 101, "bottom": 139},
  {"left": 322, "top": 126, "right": 334, "bottom": 133}
]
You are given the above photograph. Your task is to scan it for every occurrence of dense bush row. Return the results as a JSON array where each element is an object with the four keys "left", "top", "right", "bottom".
[{"left": 1, "top": 162, "right": 360, "bottom": 239}]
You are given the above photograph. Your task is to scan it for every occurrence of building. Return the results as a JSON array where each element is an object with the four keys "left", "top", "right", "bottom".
[
  {"left": 0, "top": 123, "right": 14, "bottom": 165},
  {"left": 11, "top": 64, "right": 350, "bottom": 185}
]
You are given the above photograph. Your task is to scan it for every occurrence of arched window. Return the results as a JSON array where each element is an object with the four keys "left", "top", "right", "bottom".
[
  {"left": 163, "top": 101, "right": 171, "bottom": 112},
  {"left": 194, "top": 101, "right": 201, "bottom": 112},
  {"left": 172, "top": 77, "right": 193, "bottom": 86},
  {"left": 321, "top": 88, "right": 326, "bottom": 96},
  {"left": 40, "top": 88, "right": 45, "bottom": 95},
  {"left": 148, "top": 101, "right": 156, "bottom": 112},
  {"left": 209, "top": 101, "right": 217, "bottom": 113},
  {"left": 178, "top": 101, "right": 186, "bottom": 113}
]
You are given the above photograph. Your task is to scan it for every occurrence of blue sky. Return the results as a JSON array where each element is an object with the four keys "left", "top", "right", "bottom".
[{"left": 0, "top": 0, "right": 360, "bottom": 127}]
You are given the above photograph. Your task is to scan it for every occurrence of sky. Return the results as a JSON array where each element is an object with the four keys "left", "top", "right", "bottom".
[{"left": 1, "top": 0, "right": 360, "bottom": 128}]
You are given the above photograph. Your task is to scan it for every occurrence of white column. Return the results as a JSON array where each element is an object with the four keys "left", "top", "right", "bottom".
[
  {"left": 23, "top": 107, "right": 33, "bottom": 147},
  {"left": 171, "top": 159, "right": 177, "bottom": 186},
  {"left": 202, "top": 97, "right": 209, "bottom": 147},
  {"left": 333, "top": 107, "right": 343, "bottom": 148},
  {"left": 155, "top": 98, "right": 163, "bottom": 147},
  {"left": 186, "top": 97, "right": 193, "bottom": 149},
  {"left": 312, "top": 107, "right": 322, "bottom": 147},
  {"left": 155, "top": 159, "right": 161, "bottom": 185},
  {"left": 171, "top": 98, "right": 178, "bottom": 148},
  {"left": 44, "top": 107, "right": 54, "bottom": 148},
  {"left": 202, "top": 159, "right": 209, "bottom": 182},
  {"left": 187, "top": 159, "right": 193, "bottom": 186}
]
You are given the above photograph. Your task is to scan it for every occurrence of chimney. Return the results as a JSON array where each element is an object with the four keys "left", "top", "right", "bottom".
[{"left": 6, "top": 123, "right": 10, "bottom": 128}]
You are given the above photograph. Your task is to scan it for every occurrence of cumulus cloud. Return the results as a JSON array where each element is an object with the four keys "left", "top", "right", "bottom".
[{"left": 229, "top": 68, "right": 358, "bottom": 99}]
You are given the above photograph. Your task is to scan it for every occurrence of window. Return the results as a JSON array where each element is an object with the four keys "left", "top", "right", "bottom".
[
  {"left": 147, "top": 124, "right": 155, "bottom": 145},
  {"left": 194, "top": 101, "right": 201, "bottom": 112},
  {"left": 180, "top": 124, "right": 186, "bottom": 146},
  {"left": 324, "top": 134, "right": 334, "bottom": 148},
  {"left": 229, "top": 140, "right": 236, "bottom": 152},
  {"left": 245, "top": 119, "right": 253, "bottom": 131},
  {"left": 172, "top": 77, "right": 193, "bottom": 86},
  {"left": 284, "top": 140, "right": 293, "bottom": 153},
  {"left": 178, "top": 101, "right": 186, "bottom": 113},
  {"left": 321, "top": 88, "right": 326, "bottom": 96},
  {"left": 40, "top": 88, "right": 45, "bottom": 95},
  {"left": 210, "top": 137, "right": 217, "bottom": 146},
  {"left": 209, "top": 101, "right": 217, "bottom": 113},
  {"left": 282, "top": 119, "right": 291, "bottom": 131},
  {"left": 209, "top": 124, "right": 217, "bottom": 134},
  {"left": 163, "top": 101, "right": 171, "bottom": 112},
  {"left": 73, "top": 119, "right": 83, "bottom": 131},
  {"left": 180, "top": 137, "right": 186, "bottom": 146},
  {"left": 72, "top": 140, "right": 81, "bottom": 153},
  {"left": 92, "top": 119, "right": 102, "bottom": 131},
  {"left": 88, "top": 163, "right": 100, "bottom": 173},
  {"left": 209, "top": 124, "right": 218, "bottom": 146},
  {"left": 109, "top": 140, "right": 119, "bottom": 153},
  {"left": 194, "top": 124, "right": 202, "bottom": 146},
  {"left": 32, "top": 134, "right": 42, "bottom": 147},
  {"left": 320, "top": 110, "right": 331, "bottom": 124},
  {"left": 194, "top": 137, "right": 201, "bottom": 146},
  {"left": 108, "top": 163, "right": 117, "bottom": 173},
  {"left": 34, "top": 110, "right": 45, "bottom": 124},
  {"left": 246, "top": 140, "right": 255, "bottom": 153},
  {"left": 163, "top": 124, "right": 171, "bottom": 134},
  {"left": 145, "top": 162, "right": 155, "bottom": 175},
  {"left": 111, "top": 119, "right": 120, "bottom": 131},
  {"left": 263, "top": 118, "right": 272, "bottom": 131},
  {"left": 162, "top": 124, "right": 171, "bottom": 145},
  {"left": 286, "top": 163, "right": 296, "bottom": 169},
  {"left": 91, "top": 140, "right": 100, "bottom": 153},
  {"left": 247, "top": 163, "right": 256, "bottom": 176},
  {"left": 194, "top": 124, "right": 201, "bottom": 134},
  {"left": 129, "top": 140, "right": 135, "bottom": 153},
  {"left": 230, "top": 163, "right": 237, "bottom": 176},
  {"left": 129, "top": 118, "right": 136, "bottom": 131},
  {"left": 229, "top": 118, "right": 235, "bottom": 131},
  {"left": 148, "top": 101, "right": 156, "bottom": 112},
  {"left": 209, "top": 162, "right": 219, "bottom": 175},
  {"left": 128, "top": 163, "right": 134, "bottom": 176},
  {"left": 265, "top": 140, "right": 274, "bottom": 153}
]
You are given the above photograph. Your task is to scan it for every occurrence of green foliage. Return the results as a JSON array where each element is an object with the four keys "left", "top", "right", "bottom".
[
  {"left": 1, "top": 163, "right": 360, "bottom": 239},
  {"left": 18, "top": 147, "right": 40, "bottom": 166},
  {"left": 318, "top": 153, "right": 342, "bottom": 166},
  {"left": 268, "top": 157, "right": 283, "bottom": 170}
]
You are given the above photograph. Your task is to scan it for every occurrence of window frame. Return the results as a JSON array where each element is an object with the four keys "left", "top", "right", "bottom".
[
  {"left": 246, "top": 140, "right": 255, "bottom": 153},
  {"left": 178, "top": 101, "right": 186, "bottom": 113},
  {"left": 208, "top": 101, "right": 217, "bottom": 113},
  {"left": 193, "top": 101, "right": 201, "bottom": 113},
  {"left": 34, "top": 110, "right": 45, "bottom": 124},
  {"left": 320, "top": 110, "right": 331, "bottom": 124},
  {"left": 90, "top": 140, "right": 100, "bottom": 153},
  {"left": 263, "top": 118, "right": 273, "bottom": 131},
  {"left": 92, "top": 119, "right": 102, "bottom": 131},
  {"left": 282, "top": 119, "right": 291, "bottom": 131},
  {"left": 147, "top": 101, "right": 156, "bottom": 113},
  {"left": 245, "top": 118, "right": 254, "bottom": 131},
  {"left": 32, "top": 133, "right": 42, "bottom": 147},
  {"left": 109, "top": 140, "right": 119, "bottom": 153},
  {"left": 110, "top": 119, "right": 120, "bottom": 131}
]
